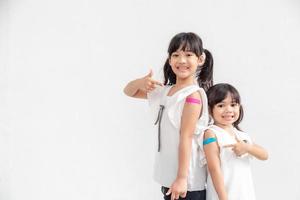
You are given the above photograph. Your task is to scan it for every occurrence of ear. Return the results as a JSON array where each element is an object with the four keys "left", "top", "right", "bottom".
[{"left": 198, "top": 53, "right": 206, "bottom": 66}]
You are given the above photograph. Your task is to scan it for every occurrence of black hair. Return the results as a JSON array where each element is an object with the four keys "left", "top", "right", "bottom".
[
  {"left": 163, "top": 32, "right": 213, "bottom": 92},
  {"left": 206, "top": 83, "right": 244, "bottom": 130}
]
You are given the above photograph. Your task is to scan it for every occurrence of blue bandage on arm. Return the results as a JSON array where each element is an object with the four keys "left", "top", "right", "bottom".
[{"left": 203, "top": 137, "right": 217, "bottom": 145}]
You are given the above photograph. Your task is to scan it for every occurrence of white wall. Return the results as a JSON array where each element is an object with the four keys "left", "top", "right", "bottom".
[{"left": 1, "top": 0, "right": 300, "bottom": 199}]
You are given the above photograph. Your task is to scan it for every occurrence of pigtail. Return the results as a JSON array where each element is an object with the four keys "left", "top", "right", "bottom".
[
  {"left": 196, "top": 49, "right": 213, "bottom": 92},
  {"left": 163, "top": 59, "right": 176, "bottom": 85}
]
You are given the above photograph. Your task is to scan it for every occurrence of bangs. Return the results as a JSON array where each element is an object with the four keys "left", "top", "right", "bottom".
[
  {"left": 168, "top": 33, "right": 203, "bottom": 56},
  {"left": 215, "top": 91, "right": 241, "bottom": 105},
  {"left": 207, "top": 83, "right": 241, "bottom": 107},
  {"left": 228, "top": 91, "right": 241, "bottom": 104}
]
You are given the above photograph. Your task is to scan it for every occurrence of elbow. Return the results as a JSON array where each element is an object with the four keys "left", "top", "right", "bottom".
[
  {"left": 123, "top": 87, "right": 129, "bottom": 96},
  {"left": 207, "top": 163, "right": 222, "bottom": 175},
  {"left": 257, "top": 151, "right": 268, "bottom": 161},
  {"left": 261, "top": 152, "right": 269, "bottom": 161},
  {"left": 123, "top": 87, "right": 132, "bottom": 97}
]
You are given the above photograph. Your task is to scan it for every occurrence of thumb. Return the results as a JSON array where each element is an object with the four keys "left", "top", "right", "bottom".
[
  {"left": 180, "top": 191, "right": 187, "bottom": 198},
  {"left": 146, "top": 69, "right": 153, "bottom": 77},
  {"left": 166, "top": 188, "right": 172, "bottom": 196}
]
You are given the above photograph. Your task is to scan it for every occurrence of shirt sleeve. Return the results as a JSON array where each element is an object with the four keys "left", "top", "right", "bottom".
[
  {"left": 237, "top": 131, "right": 253, "bottom": 145},
  {"left": 147, "top": 87, "right": 164, "bottom": 124}
]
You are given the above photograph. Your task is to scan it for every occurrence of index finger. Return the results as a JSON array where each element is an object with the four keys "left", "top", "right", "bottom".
[
  {"left": 171, "top": 192, "right": 176, "bottom": 200},
  {"left": 151, "top": 79, "right": 163, "bottom": 86},
  {"left": 223, "top": 144, "right": 235, "bottom": 148}
]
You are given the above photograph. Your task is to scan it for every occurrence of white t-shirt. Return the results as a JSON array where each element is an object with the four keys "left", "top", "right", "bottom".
[
  {"left": 147, "top": 84, "right": 209, "bottom": 191},
  {"left": 201, "top": 125, "right": 256, "bottom": 200}
]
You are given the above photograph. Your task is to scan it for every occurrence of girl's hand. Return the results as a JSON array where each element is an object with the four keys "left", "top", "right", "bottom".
[
  {"left": 166, "top": 178, "right": 187, "bottom": 200},
  {"left": 139, "top": 69, "right": 163, "bottom": 93},
  {"left": 224, "top": 139, "right": 250, "bottom": 156}
]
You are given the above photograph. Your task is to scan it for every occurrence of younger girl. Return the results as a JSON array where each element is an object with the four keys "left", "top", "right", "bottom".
[
  {"left": 202, "top": 83, "right": 268, "bottom": 200},
  {"left": 124, "top": 32, "right": 213, "bottom": 200}
]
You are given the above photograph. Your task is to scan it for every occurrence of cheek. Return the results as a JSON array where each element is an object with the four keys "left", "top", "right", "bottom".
[
  {"left": 234, "top": 108, "right": 240, "bottom": 118},
  {"left": 170, "top": 65, "right": 176, "bottom": 72},
  {"left": 211, "top": 109, "right": 221, "bottom": 119},
  {"left": 169, "top": 60, "right": 177, "bottom": 69},
  {"left": 169, "top": 58, "right": 174, "bottom": 66}
]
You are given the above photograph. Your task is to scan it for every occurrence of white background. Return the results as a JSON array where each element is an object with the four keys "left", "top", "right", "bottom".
[{"left": 1, "top": 0, "right": 300, "bottom": 199}]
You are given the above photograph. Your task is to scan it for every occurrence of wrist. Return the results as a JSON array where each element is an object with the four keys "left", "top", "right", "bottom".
[
  {"left": 245, "top": 143, "right": 252, "bottom": 153},
  {"left": 176, "top": 176, "right": 188, "bottom": 181}
]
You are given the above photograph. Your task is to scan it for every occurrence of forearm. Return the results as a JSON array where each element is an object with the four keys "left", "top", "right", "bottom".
[
  {"left": 176, "top": 134, "right": 193, "bottom": 180},
  {"left": 247, "top": 144, "right": 268, "bottom": 160},
  {"left": 208, "top": 167, "right": 227, "bottom": 200},
  {"left": 123, "top": 78, "right": 143, "bottom": 97}
]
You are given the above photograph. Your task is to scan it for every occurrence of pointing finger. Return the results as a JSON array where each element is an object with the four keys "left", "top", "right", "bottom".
[
  {"left": 223, "top": 144, "right": 235, "bottom": 148},
  {"left": 152, "top": 80, "right": 163, "bottom": 86}
]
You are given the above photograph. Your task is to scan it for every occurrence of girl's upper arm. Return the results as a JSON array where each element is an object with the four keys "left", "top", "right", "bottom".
[
  {"left": 203, "top": 130, "right": 221, "bottom": 169},
  {"left": 180, "top": 92, "right": 202, "bottom": 137}
]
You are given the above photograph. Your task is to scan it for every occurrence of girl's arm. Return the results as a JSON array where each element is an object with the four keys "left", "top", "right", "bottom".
[
  {"left": 166, "top": 92, "right": 202, "bottom": 200},
  {"left": 204, "top": 130, "right": 228, "bottom": 200},
  {"left": 123, "top": 70, "right": 162, "bottom": 99},
  {"left": 227, "top": 140, "right": 268, "bottom": 160},
  {"left": 245, "top": 143, "right": 268, "bottom": 160}
]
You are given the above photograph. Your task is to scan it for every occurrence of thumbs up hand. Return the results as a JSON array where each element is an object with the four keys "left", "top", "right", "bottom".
[{"left": 140, "top": 69, "right": 163, "bottom": 93}]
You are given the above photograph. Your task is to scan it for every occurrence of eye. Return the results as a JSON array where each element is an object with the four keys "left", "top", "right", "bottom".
[
  {"left": 186, "top": 52, "right": 195, "bottom": 57},
  {"left": 171, "top": 53, "right": 179, "bottom": 57},
  {"left": 216, "top": 104, "right": 224, "bottom": 108},
  {"left": 231, "top": 103, "right": 238, "bottom": 107}
]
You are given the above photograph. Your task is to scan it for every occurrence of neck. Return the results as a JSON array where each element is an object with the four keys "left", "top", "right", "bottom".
[
  {"left": 214, "top": 123, "right": 235, "bottom": 132},
  {"left": 175, "top": 77, "right": 195, "bottom": 87}
]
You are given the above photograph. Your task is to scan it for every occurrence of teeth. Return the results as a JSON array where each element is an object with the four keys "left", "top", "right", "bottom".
[
  {"left": 176, "top": 66, "right": 189, "bottom": 70},
  {"left": 222, "top": 116, "right": 234, "bottom": 119}
]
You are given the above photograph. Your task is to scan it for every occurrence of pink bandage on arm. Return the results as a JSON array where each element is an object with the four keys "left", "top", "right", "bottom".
[{"left": 186, "top": 97, "right": 201, "bottom": 104}]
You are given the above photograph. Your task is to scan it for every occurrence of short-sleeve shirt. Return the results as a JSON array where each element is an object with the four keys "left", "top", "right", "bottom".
[
  {"left": 202, "top": 125, "right": 256, "bottom": 200},
  {"left": 147, "top": 84, "right": 209, "bottom": 191}
]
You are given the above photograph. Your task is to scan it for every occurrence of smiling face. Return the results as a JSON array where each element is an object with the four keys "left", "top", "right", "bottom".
[
  {"left": 169, "top": 49, "right": 204, "bottom": 81},
  {"left": 211, "top": 93, "right": 240, "bottom": 129},
  {"left": 164, "top": 32, "right": 206, "bottom": 85}
]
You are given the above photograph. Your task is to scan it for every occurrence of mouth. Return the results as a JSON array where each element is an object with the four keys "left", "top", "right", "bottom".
[
  {"left": 176, "top": 66, "right": 190, "bottom": 71},
  {"left": 222, "top": 115, "right": 235, "bottom": 120}
]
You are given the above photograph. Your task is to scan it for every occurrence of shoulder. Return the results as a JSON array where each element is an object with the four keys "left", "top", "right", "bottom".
[
  {"left": 187, "top": 91, "right": 201, "bottom": 99},
  {"left": 188, "top": 85, "right": 205, "bottom": 96},
  {"left": 183, "top": 91, "right": 202, "bottom": 113},
  {"left": 186, "top": 87, "right": 207, "bottom": 106},
  {"left": 204, "top": 129, "right": 216, "bottom": 139}
]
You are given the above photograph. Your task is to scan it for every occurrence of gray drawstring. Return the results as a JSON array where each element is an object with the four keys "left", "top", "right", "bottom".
[{"left": 154, "top": 105, "right": 165, "bottom": 152}]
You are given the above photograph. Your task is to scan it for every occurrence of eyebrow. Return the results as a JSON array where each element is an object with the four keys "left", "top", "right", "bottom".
[{"left": 217, "top": 101, "right": 238, "bottom": 104}]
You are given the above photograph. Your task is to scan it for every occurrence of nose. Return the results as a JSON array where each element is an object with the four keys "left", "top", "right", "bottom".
[
  {"left": 178, "top": 55, "right": 187, "bottom": 63},
  {"left": 225, "top": 105, "right": 233, "bottom": 112}
]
